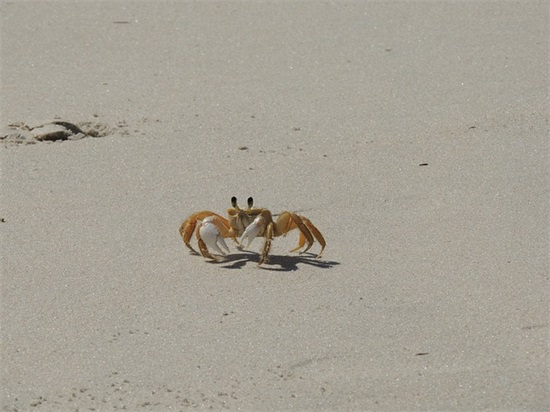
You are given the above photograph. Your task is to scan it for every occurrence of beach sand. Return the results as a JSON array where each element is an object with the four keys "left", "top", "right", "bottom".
[{"left": 1, "top": 1, "right": 548, "bottom": 410}]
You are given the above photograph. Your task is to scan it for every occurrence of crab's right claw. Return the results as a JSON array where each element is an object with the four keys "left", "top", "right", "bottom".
[
  {"left": 239, "top": 216, "right": 264, "bottom": 249},
  {"left": 199, "top": 217, "right": 230, "bottom": 255}
]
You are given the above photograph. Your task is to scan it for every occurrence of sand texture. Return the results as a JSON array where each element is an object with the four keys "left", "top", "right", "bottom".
[{"left": 1, "top": 1, "right": 548, "bottom": 411}]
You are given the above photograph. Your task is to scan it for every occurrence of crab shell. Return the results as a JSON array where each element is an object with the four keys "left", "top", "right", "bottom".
[{"left": 179, "top": 197, "right": 325, "bottom": 265}]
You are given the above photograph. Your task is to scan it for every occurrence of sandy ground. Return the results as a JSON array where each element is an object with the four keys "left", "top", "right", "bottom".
[{"left": 1, "top": 1, "right": 548, "bottom": 411}]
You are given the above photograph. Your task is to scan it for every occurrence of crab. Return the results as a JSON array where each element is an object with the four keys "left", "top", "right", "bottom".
[{"left": 179, "top": 197, "right": 326, "bottom": 265}]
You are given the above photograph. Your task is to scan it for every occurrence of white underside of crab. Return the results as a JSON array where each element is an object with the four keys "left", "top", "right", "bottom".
[{"left": 199, "top": 216, "right": 230, "bottom": 255}]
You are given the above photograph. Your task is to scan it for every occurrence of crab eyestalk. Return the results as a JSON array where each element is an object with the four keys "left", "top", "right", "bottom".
[
  {"left": 247, "top": 197, "right": 254, "bottom": 209},
  {"left": 239, "top": 215, "right": 265, "bottom": 248},
  {"left": 199, "top": 217, "right": 230, "bottom": 255}
]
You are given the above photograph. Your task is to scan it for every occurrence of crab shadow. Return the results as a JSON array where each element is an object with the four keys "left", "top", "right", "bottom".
[{"left": 202, "top": 251, "right": 339, "bottom": 272}]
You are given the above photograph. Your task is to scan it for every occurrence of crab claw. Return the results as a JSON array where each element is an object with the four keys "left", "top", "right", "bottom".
[
  {"left": 239, "top": 216, "right": 265, "bottom": 249},
  {"left": 199, "top": 217, "right": 230, "bottom": 255}
]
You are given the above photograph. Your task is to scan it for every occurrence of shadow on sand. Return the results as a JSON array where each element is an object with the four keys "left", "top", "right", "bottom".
[{"left": 200, "top": 251, "right": 339, "bottom": 272}]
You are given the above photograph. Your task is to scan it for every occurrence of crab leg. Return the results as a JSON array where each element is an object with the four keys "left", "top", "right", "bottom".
[
  {"left": 275, "top": 212, "right": 315, "bottom": 254},
  {"left": 259, "top": 221, "right": 274, "bottom": 265},
  {"left": 290, "top": 216, "right": 326, "bottom": 258},
  {"left": 196, "top": 224, "right": 215, "bottom": 259},
  {"left": 238, "top": 213, "right": 275, "bottom": 264}
]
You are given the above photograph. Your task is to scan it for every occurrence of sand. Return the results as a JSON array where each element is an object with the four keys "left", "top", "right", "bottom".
[{"left": 1, "top": 1, "right": 548, "bottom": 410}]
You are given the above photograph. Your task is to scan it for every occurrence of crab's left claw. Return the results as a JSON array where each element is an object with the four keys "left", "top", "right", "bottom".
[
  {"left": 239, "top": 216, "right": 265, "bottom": 249},
  {"left": 199, "top": 217, "right": 230, "bottom": 256}
]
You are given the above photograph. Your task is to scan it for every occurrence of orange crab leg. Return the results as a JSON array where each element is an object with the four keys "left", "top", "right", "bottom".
[
  {"left": 259, "top": 221, "right": 274, "bottom": 265},
  {"left": 237, "top": 210, "right": 276, "bottom": 264},
  {"left": 274, "top": 212, "right": 315, "bottom": 254},
  {"left": 179, "top": 211, "right": 231, "bottom": 255},
  {"left": 290, "top": 216, "right": 326, "bottom": 257}
]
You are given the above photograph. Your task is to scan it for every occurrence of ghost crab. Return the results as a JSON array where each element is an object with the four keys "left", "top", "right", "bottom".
[{"left": 179, "top": 197, "right": 326, "bottom": 265}]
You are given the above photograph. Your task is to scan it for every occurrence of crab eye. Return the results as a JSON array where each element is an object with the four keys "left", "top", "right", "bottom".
[
  {"left": 247, "top": 197, "right": 254, "bottom": 208},
  {"left": 231, "top": 196, "right": 237, "bottom": 207}
]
